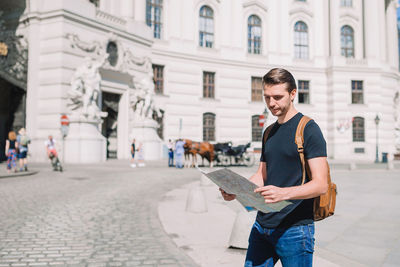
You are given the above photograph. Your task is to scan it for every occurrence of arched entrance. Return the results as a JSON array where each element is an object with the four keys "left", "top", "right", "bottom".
[{"left": 0, "top": 78, "right": 25, "bottom": 161}]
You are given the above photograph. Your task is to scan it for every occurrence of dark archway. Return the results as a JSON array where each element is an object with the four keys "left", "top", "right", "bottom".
[{"left": 0, "top": 78, "right": 25, "bottom": 161}]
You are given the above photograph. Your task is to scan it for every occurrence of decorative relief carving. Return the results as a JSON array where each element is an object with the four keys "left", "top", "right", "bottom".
[
  {"left": 66, "top": 33, "right": 161, "bottom": 124},
  {"left": 0, "top": 11, "right": 28, "bottom": 90}
]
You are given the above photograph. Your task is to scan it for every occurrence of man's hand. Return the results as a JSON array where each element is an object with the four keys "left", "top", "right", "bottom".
[
  {"left": 219, "top": 188, "right": 236, "bottom": 201},
  {"left": 254, "top": 185, "right": 290, "bottom": 204}
]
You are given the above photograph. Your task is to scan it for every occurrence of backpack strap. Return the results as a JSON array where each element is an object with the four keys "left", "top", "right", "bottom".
[{"left": 295, "top": 116, "right": 312, "bottom": 185}]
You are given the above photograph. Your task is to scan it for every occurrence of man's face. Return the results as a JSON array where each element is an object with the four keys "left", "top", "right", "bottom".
[{"left": 263, "top": 83, "right": 296, "bottom": 117}]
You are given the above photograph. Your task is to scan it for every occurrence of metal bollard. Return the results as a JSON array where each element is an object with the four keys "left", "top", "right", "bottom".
[
  {"left": 387, "top": 160, "right": 394, "bottom": 170},
  {"left": 349, "top": 162, "right": 356, "bottom": 170},
  {"left": 185, "top": 186, "right": 208, "bottom": 213}
]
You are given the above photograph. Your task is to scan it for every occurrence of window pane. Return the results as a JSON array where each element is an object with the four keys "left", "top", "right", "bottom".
[
  {"left": 203, "top": 113, "right": 216, "bottom": 141},
  {"left": 351, "top": 80, "right": 363, "bottom": 104},
  {"left": 252, "top": 115, "right": 262, "bottom": 142},
  {"left": 146, "top": 0, "right": 163, "bottom": 39},
  {"left": 248, "top": 15, "right": 262, "bottom": 54},
  {"left": 203, "top": 72, "right": 215, "bottom": 98},
  {"left": 298, "top": 80, "right": 310, "bottom": 104},
  {"left": 352, "top": 117, "right": 365, "bottom": 142},
  {"left": 199, "top": 6, "right": 214, "bottom": 48},
  {"left": 294, "top": 21, "right": 308, "bottom": 59},
  {"left": 152, "top": 64, "right": 164, "bottom": 94},
  {"left": 251, "top": 77, "right": 263, "bottom": 102},
  {"left": 341, "top": 25, "right": 354, "bottom": 58}
]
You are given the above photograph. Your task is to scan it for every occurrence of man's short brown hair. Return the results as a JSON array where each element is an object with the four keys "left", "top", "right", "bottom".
[{"left": 263, "top": 68, "right": 297, "bottom": 93}]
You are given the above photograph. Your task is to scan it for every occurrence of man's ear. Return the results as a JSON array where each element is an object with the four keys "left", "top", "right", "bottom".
[{"left": 290, "top": 88, "right": 297, "bottom": 102}]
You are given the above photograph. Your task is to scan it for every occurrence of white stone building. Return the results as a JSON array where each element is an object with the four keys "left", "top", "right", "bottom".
[{"left": 1, "top": 0, "right": 399, "bottom": 163}]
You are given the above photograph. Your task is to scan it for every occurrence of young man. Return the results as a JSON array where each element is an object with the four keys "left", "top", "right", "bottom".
[
  {"left": 167, "top": 139, "right": 174, "bottom": 167},
  {"left": 17, "top": 128, "right": 30, "bottom": 171},
  {"left": 220, "top": 68, "right": 328, "bottom": 267}
]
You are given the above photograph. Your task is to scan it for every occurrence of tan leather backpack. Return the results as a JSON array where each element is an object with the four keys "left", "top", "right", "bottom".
[{"left": 263, "top": 116, "right": 337, "bottom": 221}]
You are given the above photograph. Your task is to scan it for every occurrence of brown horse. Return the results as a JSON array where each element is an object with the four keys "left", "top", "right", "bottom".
[{"left": 183, "top": 139, "right": 215, "bottom": 168}]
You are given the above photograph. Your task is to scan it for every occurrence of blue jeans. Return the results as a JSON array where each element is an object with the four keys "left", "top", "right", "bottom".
[
  {"left": 245, "top": 221, "right": 315, "bottom": 267},
  {"left": 168, "top": 151, "right": 174, "bottom": 167}
]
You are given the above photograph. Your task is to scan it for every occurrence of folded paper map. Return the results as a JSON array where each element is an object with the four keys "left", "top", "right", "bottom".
[{"left": 198, "top": 168, "right": 291, "bottom": 213}]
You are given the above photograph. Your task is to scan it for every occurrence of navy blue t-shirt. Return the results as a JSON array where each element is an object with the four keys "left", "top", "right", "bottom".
[{"left": 257, "top": 112, "right": 327, "bottom": 228}]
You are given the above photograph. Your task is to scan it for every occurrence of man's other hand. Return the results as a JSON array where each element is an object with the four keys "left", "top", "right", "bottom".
[
  {"left": 254, "top": 185, "right": 289, "bottom": 203},
  {"left": 219, "top": 188, "right": 236, "bottom": 201}
]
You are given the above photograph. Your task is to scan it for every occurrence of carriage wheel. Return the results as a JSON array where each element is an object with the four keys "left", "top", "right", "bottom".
[
  {"left": 243, "top": 152, "right": 255, "bottom": 167},
  {"left": 221, "top": 155, "right": 230, "bottom": 167}
]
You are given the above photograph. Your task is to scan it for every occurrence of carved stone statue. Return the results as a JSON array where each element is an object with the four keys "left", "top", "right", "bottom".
[
  {"left": 68, "top": 54, "right": 108, "bottom": 120},
  {"left": 130, "top": 76, "right": 162, "bottom": 121},
  {"left": 394, "top": 89, "right": 400, "bottom": 151}
]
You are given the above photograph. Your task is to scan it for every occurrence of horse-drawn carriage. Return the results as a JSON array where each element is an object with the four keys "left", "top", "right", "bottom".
[
  {"left": 214, "top": 142, "right": 255, "bottom": 167},
  {"left": 183, "top": 139, "right": 255, "bottom": 168}
]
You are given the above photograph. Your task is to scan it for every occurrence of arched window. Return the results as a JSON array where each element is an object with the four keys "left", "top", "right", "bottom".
[
  {"left": 352, "top": 117, "right": 365, "bottom": 142},
  {"left": 251, "top": 115, "right": 262, "bottom": 142},
  {"left": 203, "top": 113, "right": 215, "bottom": 141},
  {"left": 294, "top": 21, "right": 309, "bottom": 59},
  {"left": 248, "top": 15, "right": 262, "bottom": 54},
  {"left": 341, "top": 25, "right": 354, "bottom": 58},
  {"left": 146, "top": 0, "right": 163, "bottom": 39},
  {"left": 199, "top": 6, "right": 214, "bottom": 48}
]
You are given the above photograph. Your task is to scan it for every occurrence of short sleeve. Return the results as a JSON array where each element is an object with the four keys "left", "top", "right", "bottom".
[{"left": 304, "top": 120, "right": 327, "bottom": 159}]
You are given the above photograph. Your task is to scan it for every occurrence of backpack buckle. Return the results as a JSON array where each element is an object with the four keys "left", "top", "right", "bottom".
[{"left": 297, "top": 147, "right": 304, "bottom": 152}]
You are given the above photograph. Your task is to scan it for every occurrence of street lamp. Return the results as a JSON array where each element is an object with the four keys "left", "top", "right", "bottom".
[{"left": 374, "top": 114, "right": 380, "bottom": 163}]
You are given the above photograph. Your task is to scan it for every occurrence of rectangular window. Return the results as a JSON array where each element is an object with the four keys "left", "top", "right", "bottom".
[
  {"left": 203, "top": 72, "right": 215, "bottom": 98},
  {"left": 152, "top": 64, "right": 164, "bottom": 94},
  {"left": 298, "top": 80, "right": 310, "bottom": 104},
  {"left": 354, "top": 148, "right": 365, "bottom": 153},
  {"left": 251, "top": 115, "right": 262, "bottom": 142},
  {"left": 251, "top": 77, "right": 263, "bottom": 102},
  {"left": 351, "top": 80, "right": 363, "bottom": 104}
]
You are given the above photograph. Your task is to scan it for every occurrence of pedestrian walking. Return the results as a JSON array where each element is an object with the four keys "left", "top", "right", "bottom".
[
  {"left": 130, "top": 138, "right": 136, "bottom": 168},
  {"left": 17, "top": 128, "right": 30, "bottom": 172},
  {"left": 44, "top": 135, "right": 62, "bottom": 171},
  {"left": 220, "top": 68, "right": 329, "bottom": 267},
  {"left": 5, "top": 131, "right": 18, "bottom": 173},
  {"left": 174, "top": 139, "right": 185, "bottom": 169},
  {"left": 167, "top": 139, "right": 174, "bottom": 167},
  {"left": 137, "top": 141, "right": 145, "bottom": 167}
]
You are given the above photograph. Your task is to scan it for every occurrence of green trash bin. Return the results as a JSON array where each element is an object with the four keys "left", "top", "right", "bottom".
[{"left": 382, "top": 152, "right": 388, "bottom": 163}]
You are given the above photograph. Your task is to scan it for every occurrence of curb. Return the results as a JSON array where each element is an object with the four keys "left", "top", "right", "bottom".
[{"left": 0, "top": 170, "right": 39, "bottom": 179}]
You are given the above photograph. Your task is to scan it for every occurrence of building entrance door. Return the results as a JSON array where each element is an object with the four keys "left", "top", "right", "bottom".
[{"left": 101, "top": 91, "right": 121, "bottom": 159}]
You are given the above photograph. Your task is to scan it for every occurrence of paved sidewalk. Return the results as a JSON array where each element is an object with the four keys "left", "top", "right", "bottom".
[
  {"left": 1, "top": 159, "right": 399, "bottom": 267},
  {"left": 158, "top": 166, "right": 400, "bottom": 267}
]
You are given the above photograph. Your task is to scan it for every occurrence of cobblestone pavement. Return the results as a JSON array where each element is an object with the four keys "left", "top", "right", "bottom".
[{"left": 0, "top": 160, "right": 199, "bottom": 267}]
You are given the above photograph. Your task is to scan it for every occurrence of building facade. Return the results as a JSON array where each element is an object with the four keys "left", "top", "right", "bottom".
[{"left": 1, "top": 0, "right": 399, "bottom": 162}]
